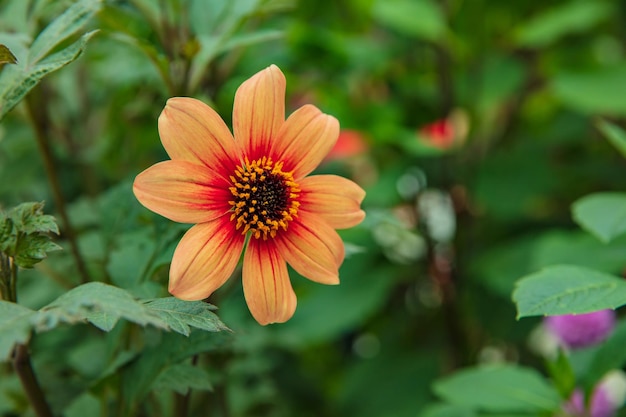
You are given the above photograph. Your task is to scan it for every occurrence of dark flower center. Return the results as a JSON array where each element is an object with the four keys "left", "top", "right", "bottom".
[{"left": 228, "top": 157, "right": 300, "bottom": 239}]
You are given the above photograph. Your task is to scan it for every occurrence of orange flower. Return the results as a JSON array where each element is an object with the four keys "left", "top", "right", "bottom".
[{"left": 133, "top": 65, "right": 366, "bottom": 325}]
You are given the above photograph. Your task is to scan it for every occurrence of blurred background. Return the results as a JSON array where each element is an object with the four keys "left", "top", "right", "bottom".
[{"left": 1, "top": 0, "right": 626, "bottom": 416}]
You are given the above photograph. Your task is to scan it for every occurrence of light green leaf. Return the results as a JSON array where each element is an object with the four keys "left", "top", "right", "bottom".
[
  {"left": 433, "top": 364, "right": 561, "bottom": 412},
  {"left": 153, "top": 363, "right": 212, "bottom": 395},
  {"left": 514, "top": 2, "right": 612, "bottom": 48},
  {"left": 144, "top": 297, "right": 229, "bottom": 336},
  {"left": 513, "top": 265, "right": 626, "bottom": 318},
  {"left": 0, "top": 30, "right": 98, "bottom": 120},
  {"left": 373, "top": 0, "right": 446, "bottom": 42},
  {"left": 572, "top": 192, "right": 626, "bottom": 243},
  {"left": 0, "top": 301, "right": 36, "bottom": 360},
  {"left": 550, "top": 65, "right": 626, "bottom": 116},
  {"left": 28, "top": 0, "right": 102, "bottom": 63},
  {"left": 63, "top": 392, "right": 102, "bottom": 417},
  {"left": 597, "top": 119, "right": 626, "bottom": 159},
  {"left": 36, "top": 282, "right": 168, "bottom": 332},
  {"left": 14, "top": 234, "right": 62, "bottom": 268}
]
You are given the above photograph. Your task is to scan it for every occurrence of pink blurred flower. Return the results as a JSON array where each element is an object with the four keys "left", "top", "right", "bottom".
[
  {"left": 564, "top": 386, "right": 617, "bottom": 417},
  {"left": 326, "top": 129, "right": 369, "bottom": 160},
  {"left": 544, "top": 310, "right": 616, "bottom": 349}
]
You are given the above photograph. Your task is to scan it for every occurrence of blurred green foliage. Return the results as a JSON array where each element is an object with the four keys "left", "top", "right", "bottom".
[{"left": 1, "top": 0, "right": 626, "bottom": 416}]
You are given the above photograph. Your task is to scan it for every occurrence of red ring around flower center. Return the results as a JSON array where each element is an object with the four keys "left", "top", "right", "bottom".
[{"left": 228, "top": 156, "right": 300, "bottom": 240}]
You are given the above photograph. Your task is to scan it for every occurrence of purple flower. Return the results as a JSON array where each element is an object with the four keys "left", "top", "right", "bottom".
[
  {"left": 544, "top": 310, "right": 616, "bottom": 349},
  {"left": 564, "top": 386, "right": 616, "bottom": 417}
]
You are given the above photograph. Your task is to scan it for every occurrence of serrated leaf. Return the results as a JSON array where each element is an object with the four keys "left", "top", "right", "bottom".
[
  {"left": 597, "top": 119, "right": 626, "bottom": 160},
  {"left": 7, "top": 202, "right": 59, "bottom": 235},
  {"left": 0, "top": 30, "right": 98, "bottom": 120},
  {"left": 36, "top": 282, "right": 168, "bottom": 332},
  {"left": 121, "top": 331, "right": 231, "bottom": 403},
  {"left": 153, "top": 363, "right": 212, "bottom": 395},
  {"left": 28, "top": 0, "right": 102, "bottom": 63},
  {"left": 514, "top": 2, "right": 612, "bottom": 48},
  {"left": 144, "top": 297, "right": 229, "bottom": 336},
  {"left": 14, "top": 234, "right": 62, "bottom": 268},
  {"left": 0, "top": 45, "right": 17, "bottom": 65},
  {"left": 433, "top": 364, "right": 561, "bottom": 412},
  {"left": 572, "top": 192, "right": 626, "bottom": 243},
  {"left": 0, "top": 301, "right": 36, "bottom": 360},
  {"left": 513, "top": 265, "right": 626, "bottom": 318}
]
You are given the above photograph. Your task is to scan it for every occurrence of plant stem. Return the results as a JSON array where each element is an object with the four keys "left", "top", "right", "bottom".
[
  {"left": 4, "top": 257, "right": 54, "bottom": 417},
  {"left": 13, "top": 343, "right": 54, "bottom": 417},
  {"left": 25, "top": 94, "right": 91, "bottom": 284}
]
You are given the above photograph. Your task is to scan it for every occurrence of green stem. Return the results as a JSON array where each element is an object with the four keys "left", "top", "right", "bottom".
[{"left": 25, "top": 94, "right": 91, "bottom": 284}]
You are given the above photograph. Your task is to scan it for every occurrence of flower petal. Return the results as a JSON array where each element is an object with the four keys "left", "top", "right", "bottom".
[
  {"left": 242, "top": 239, "right": 297, "bottom": 325},
  {"left": 159, "top": 97, "right": 239, "bottom": 179},
  {"left": 169, "top": 218, "right": 245, "bottom": 300},
  {"left": 275, "top": 211, "right": 344, "bottom": 285},
  {"left": 133, "top": 160, "right": 232, "bottom": 223},
  {"left": 299, "top": 175, "right": 366, "bottom": 229},
  {"left": 233, "top": 65, "right": 285, "bottom": 161},
  {"left": 272, "top": 105, "right": 339, "bottom": 179}
]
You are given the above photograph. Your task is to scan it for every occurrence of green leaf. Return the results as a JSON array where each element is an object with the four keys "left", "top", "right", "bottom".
[
  {"left": 153, "top": 363, "right": 212, "bottom": 395},
  {"left": 121, "top": 331, "right": 231, "bottom": 403},
  {"left": 28, "top": 0, "right": 102, "bottom": 63},
  {"left": 36, "top": 282, "right": 168, "bottom": 332},
  {"left": 7, "top": 202, "right": 58, "bottom": 235},
  {"left": 372, "top": 0, "right": 446, "bottom": 42},
  {"left": 572, "top": 192, "right": 626, "bottom": 243},
  {"left": 514, "top": 2, "right": 612, "bottom": 48},
  {"left": 14, "top": 234, "right": 62, "bottom": 268},
  {"left": 550, "top": 65, "right": 626, "bottom": 116},
  {"left": 582, "top": 319, "right": 626, "bottom": 391},
  {"left": 432, "top": 364, "right": 561, "bottom": 412},
  {"left": 545, "top": 349, "right": 575, "bottom": 398},
  {"left": 0, "top": 30, "right": 98, "bottom": 120},
  {"left": 513, "top": 265, "right": 626, "bottom": 318},
  {"left": 597, "top": 119, "right": 626, "bottom": 159},
  {"left": 0, "top": 45, "right": 17, "bottom": 65},
  {"left": 144, "top": 297, "right": 229, "bottom": 336},
  {"left": 0, "top": 301, "right": 36, "bottom": 360}
]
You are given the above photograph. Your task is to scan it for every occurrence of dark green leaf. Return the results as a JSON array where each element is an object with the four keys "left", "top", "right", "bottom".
[
  {"left": 7, "top": 202, "right": 58, "bottom": 235},
  {"left": 36, "top": 282, "right": 168, "bottom": 332},
  {"left": 144, "top": 297, "right": 229, "bottom": 336},
  {"left": 513, "top": 265, "right": 626, "bottom": 318},
  {"left": 153, "top": 363, "right": 212, "bottom": 395},
  {"left": 572, "top": 192, "right": 626, "bottom": 243},
  {"left": 14, "top": 234, "right": 62, "bottom": 268},
  {"left": 433, "top": 364, "right": 561, "bottom": 412},
  {"left": 419, "top": 404, "right": 476, "bottom": 417},
  {"left": 0, "top": 301, "right": 36, "bottom": 360}
]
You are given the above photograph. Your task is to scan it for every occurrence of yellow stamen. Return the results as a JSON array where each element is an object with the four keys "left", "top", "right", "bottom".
[{"left": 228, "top": 156, "right": 300, "bottom": 240}]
